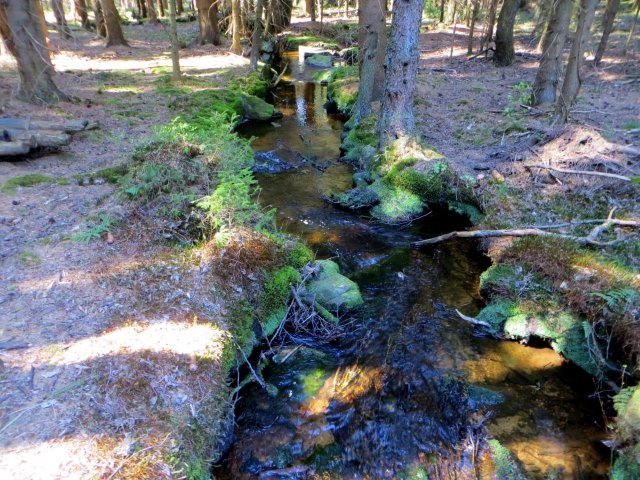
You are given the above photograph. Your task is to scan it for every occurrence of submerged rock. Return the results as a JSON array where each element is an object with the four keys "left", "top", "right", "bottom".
[{"left": 305, "top": 260, "right": 364, "bottom": 311}]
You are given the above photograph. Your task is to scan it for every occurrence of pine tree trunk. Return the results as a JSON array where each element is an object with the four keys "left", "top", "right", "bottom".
[
  {"left": 0, "top": 0, "right": 68, "bottom": 104},
  {"left": 52, "top": 0, "right": 73, "bottom": 39},
  {"left": 533, "top": 0, "right": 552, "bottom": 49},
  {"left": 168, "top": 0, "right": 180, "bottom": 78},
  {"left": 480, "top": 0, "right": 499, "bottom": 50},
  {"left": 147, "top": 0, "right": 159, "bottom": 22},
  {"left": 354, "top": 0, "right": 387, "bottom": 124},
  {"left": 196, "top": 0, "right": 219, "bottom": 44},
  {"left": 94, "top": 0, "right": 107, "bottom": 35},
  {"left": 467, "top": 0, "right": 479, "bottom": 53},
  {"left": 75, "top": 0, "right": 90, "bottom": 29},
  {"left": 377, "top": 0, "right": 426, "bottom": 149},
  {"left": 440, "top": 0, "right": 445, "bottom": 22},
  {"left": 157, "top": 0, "right": 164, "bottom": 16},
  {"left": 532, "top": 0, "right": 572, "bottom": 105},
  {"left": 250, "top": 0, "right": 263, "bottom": 69},
  {"left": 624, "top": 1, "right": 639, "bottom": 55},
  {"left": 494, "top": 0, "right": 522, "bottom": 66},
  {"left": 101, "top": 0, "right": 129, "bottom": 45},
  {"left": 554, "top": 0, "right": 598, "bottom": 123},
  {"left": 231, "top": 0, "right": 242, "bottom": 53},
  {"left": 176, "top": 0, "right": 183, "bottom": 14},
  {"left": 306, "top": 0, "right": 316, "bottom": 20},
  {"left": 594, "top": 0, "right": 621, "bottom": 65}
]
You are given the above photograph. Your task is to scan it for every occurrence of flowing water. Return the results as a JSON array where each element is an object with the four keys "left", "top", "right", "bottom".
[{"left": 224, "top": 54, "right": 610, "bottom": 479}]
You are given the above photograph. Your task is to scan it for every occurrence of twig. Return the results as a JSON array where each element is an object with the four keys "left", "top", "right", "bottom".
[
  {"left": 107, "top": 433, "right": 172, "bottom": 480},
  {"left": 455, "top": 309, "right": 490, "bottom": 328},
  {"left": 526, "top": 164, "right": 632, "bottom": 181},
  {"left": 233, "top": 339, "right": 266, "bottom": 389},
  {"left": 272, "top": 62, "right": 289, "bottom": 87}
]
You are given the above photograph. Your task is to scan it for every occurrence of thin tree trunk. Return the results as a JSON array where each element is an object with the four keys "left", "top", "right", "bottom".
[
  {"left": 554, "top": 0, "right": 598, "bottom": 123},
  {"left": 377, "top": 0, "right": 426, "bottom": 149},
  {"left": 52, "top": 0, "right": 73, "bottom": 39},
  {"left": 250, "top": 0, "right": 263, "bottom": 69},
  {"left": 354, "top": 0, "right": 387, "bottom": 124},
  {"left": 533, "top": 0, "right": 552, "bottom": 49},
  {"left": 147, "top": 0, "right": 159, "bottom": 22},
  {"left": 306, "top": 0, "right": 316, "bottom": 20},
  {"left": 157, "top": 0, "right": 164, "bottom": 16},
  {"left": 0, "top": 0, "right": 68, "bottom": 103},
  {"left": 440, "top": 0, "right": 445, "bottom": 22},
  {"left": 101, "top": 0, "right": 129, "bottom": 45},
  {"left": 75, "top": 0, "right": 90, "bottom": 29},
  {"left": 493, "top": 0, "right": 523, "bottom": 66},
  {"left": 94, "top": 0, "right": 107, "bottom": 36},
  {"left": 594, "top": 0, "right": 620, "bottom": 65},
  {"left": 624, "top": 1, "right": 640, "bottom": 55},
  {"left": 231, "top": 0, "right": 242, "bottom": 53},
  {"left": 168, "top": 0, "right": 180, "bottom": 78},
  {"left": 532, "top": 0, "right": 573, "bottom": 105},
  {"left": 467, "top": 0, "right": 479, "bottom": 53},
  {"left": 196, "top": 0, "right": 219, "bottom": 44}
]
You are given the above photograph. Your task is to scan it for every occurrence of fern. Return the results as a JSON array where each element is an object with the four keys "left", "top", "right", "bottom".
[
  {"left": 590, "top": 288, "right": 638, "bottom": 311},
  {"left": 613, "top": 387, "right": 637, "bottom": 415}
]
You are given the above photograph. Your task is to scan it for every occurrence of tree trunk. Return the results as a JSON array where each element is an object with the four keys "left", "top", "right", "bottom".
[
  {"left": 480, "top": 0, "right": 499, "bottom": 50},
  {"left": 94, "top": 0, "right": 107, "bottom": 36},
  {"left": 624, "top": 0, "right": 639, "bottom": 55},
  {"left": 52, "top": 0, "right": 72, "bottom": 39},
  {"left": 554, "top": 0, "right": 598, "bottom": 123},
  {"left": 196, "top": 0, "right": 219, "bottom": 44},
  {"left": 440, "top": 0, "right": 445, "bottom": 22},
  {"left": 250, "top": 0, "right": 263, "bottom": 69},
  {"left": 0, "top": 0, "right": 68, "bottom": 104},
  {"left": 147, "top": 0, "right": 159, "bottom": 22},
  {"left": 494, "top": 0, "right": 523, "bottom": 66},
  {"left": 594, "top": 0, "right": 620, "bottom": 65},
  {"left": 101, "top": 0, "right": 129, "bottom": 45},
  {"left": 354, "top": 0, "right": 387, "bottom": 124},
  {"left": 377, "top": 0, "right": 426, "bottom": 150},
  {"left": 305, "top": 0, "right": 316, "bottom": 20},
  {"left": 168, "top": 0, "right": 180, "bottom": 78},
  {"left": 157, "top": 0, "right": 164, "bottom": 16},
  {"left": 467, "top": 0, "right": 479, "bottom": 53},
  {"left": 532, "top": 0, "right": 572, "bottom": 105},
  {"left": 176, "top": 0, "right": 183, "bottom": 14},
  {"left": 75, "top": 0, "right": 90, "bottom": 29},
  {"left": 231, "top": 0, "right": 242, "bottom": 53},
  {"left": 533, "top": 0, "right": 552, "bottom": 49}
]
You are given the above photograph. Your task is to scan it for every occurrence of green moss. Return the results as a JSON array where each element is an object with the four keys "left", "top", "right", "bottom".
[
  {"left": 479, "top": 264, "right": 519, "bottom": 295},
  {"left": 286, "top": 241, "right": 314, "bottom": 269},
  {"left": 229, "top": 72, "right": 269, "bottom": 98},
  {"left": 324, "top": 66, "right": 359, "bottom": 115},
  {"left": 449, "top": 201, "right": 483, "bottom": 224},
  {"left": 305, "top": 260, "right": 364, "bottom": 311},
  {"left": 476, "top": 300, "right": 525, "bottom": 336},
  {"left": 282, "top": 35, "right": 339, "bottom": 51},
  {"left": 74, "top": 165, "right": 130, "bottom": 185},
  {"left": 228, "top": 301, "right": 257, "bottom": 358},
  {"left": 1, "top": 174, "right": 55, "bottom": 193},
  {"left": 259, "top": 266, "right": 301, "bottom": 335},
  {"left": 488, "top": 439, "right": 527, "bottom": 480},
  {"left": 341, "top": 116, "right": 377, "bottom": 163},
  {"left": 370, "top": 181, "right": 424, "bottom": 223},
  {"left": 611, "top": 446, "right": 640, "bottom": 480}
]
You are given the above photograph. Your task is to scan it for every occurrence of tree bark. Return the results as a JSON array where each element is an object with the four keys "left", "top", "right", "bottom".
[
  {"left": 196, "top": 0, "right": 219, "bottom": 44},
  {"left": 250, "top": 0, "right": 263, "bottom": 69},
  {"left": 52, "top": 0, "right": 72, "bottom": 39},
  {"left": 354, "top": 0, "right": 387, "bottom": 124},
  {"left": 147, "top": 0, "right": 159, "bottom": 22},
  {"left": 440, "top": 0, "right": 445, "bottom": 22},
  {"left": 157, "top": 0, "right": 164, "bottom": 16},
  {"left": 101, "top": 0, "right": 129, "bottom": 46},
  {"left": 594, "top": 0, "right": 621, "bottom": 65},
  {"left": 176, "top": 0, "right": 183, "bottom": 14},
  {"left": 75, "top": 0, "right": 90, "bottom": 29},
  {"left": 624, "top": 1, "right": 639, "bottom": 55},
  {"left": 467, "top": 0, "right": 479, "bottom": 53},
  {"left": 377, "top": 0, "right": 426, "bottom": 150},
  {"left": 554, "top": 0, "right": 598, "bottom": 123},
  {"left": 0, "top": 0, "right": 68, "bottom": 104},
  {"left": 167, "top": 0, "right": 180, "bottom": 79},
  {"left": 480, "top": 0, "right": 499, "bottom": 50},
  {"left": 94, "top": 0, "right": 107, "bottom": 36},
  {"left": 305, "top": 0, "right": 316, "bottom": 21},
  {"left": 231, "top": 0, "right": 242, "bottom": 53},
  {"left": 533, "top": 0, "right": 552, "bottom": 49},
  {"left": 493, "top": 0, "right": 523, "bottom": 66},
  {"left": 532, "top": 0, "right": 573, "bottom": 105}
]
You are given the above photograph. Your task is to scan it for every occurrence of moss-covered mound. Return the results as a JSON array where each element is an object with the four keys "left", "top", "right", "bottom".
[
  {"left": 171, "top": 88, "right": 280, "bottom": 126},
  {"left": 314, "top": 66, "right": 359, "bottom": 116},
  {"left": 612, "top": 386, "right": 640, "bottom": 479},
  {"left": 305, "top": 260, "right": 364, "bottom": 312}
]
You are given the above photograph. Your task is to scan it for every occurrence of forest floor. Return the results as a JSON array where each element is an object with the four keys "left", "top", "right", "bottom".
[{"left": 0, "top": 9, "right": 639, "bottom": 480}]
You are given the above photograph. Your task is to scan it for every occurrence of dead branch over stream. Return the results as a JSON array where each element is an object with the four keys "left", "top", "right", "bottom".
[{"left": 413, "top": 209, "right": 639, "bottom": 247}]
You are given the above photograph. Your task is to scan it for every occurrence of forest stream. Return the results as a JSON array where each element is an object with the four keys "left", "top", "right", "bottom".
[{"left": 221, "top": 54, "right": 610, "bottom": 479}]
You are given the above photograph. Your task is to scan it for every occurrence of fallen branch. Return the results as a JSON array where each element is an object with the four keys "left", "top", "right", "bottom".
[
  {"left": 455, "top": 309, "right": 490, "bottom": 328},
  {"left": 412, "top": 214, "right": 639, "bottom": 248},
  {"left": 526, "top": 164, "right": 633, "bottom": 182}
]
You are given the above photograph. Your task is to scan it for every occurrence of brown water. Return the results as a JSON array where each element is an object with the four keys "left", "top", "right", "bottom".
[{"left": 222, "top": 56, "right": 610, "bottom": 479}]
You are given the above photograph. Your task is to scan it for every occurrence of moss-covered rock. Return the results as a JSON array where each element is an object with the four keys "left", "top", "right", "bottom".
[
  {"left": 306, "top": 54, "right": 333, "bottom": 68},
  {"left": 305, "top": 260, "right": 364, "bottom": 312},
  {"left": 238, "top": 93, "right": 279, "bottom": 121},
  {"left": 487, "top": 439, "right": 528, "bottom": 480},
  {"left": 477, "top": 299, "right": 603, "bottom": 375}
]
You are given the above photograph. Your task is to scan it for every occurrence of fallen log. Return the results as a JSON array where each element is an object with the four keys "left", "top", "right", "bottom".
[
  {"left": 0, "top": 118, "right": 98, "bottom": 133},
  {"left": 526, "top": 164, "right": 633, "bottom": 181},
  {"left": 4, "top": 129, "right": 71, "bottom": 148},
  {"left": 0, "top": 141, "right": 31, "bottom": 156}
]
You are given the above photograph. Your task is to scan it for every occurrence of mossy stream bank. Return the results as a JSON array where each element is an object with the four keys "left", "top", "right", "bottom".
[{"left": 215, "top": 52, "right": 612, "bottom": 478}]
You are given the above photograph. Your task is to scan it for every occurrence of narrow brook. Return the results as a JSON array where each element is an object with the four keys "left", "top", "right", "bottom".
[{"left": 221, "top": 54, "right": 610, "bottom": 479}]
